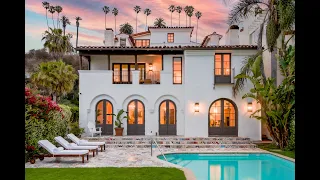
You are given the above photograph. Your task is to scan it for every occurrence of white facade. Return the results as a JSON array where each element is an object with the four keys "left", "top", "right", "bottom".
[{"left": 78, "top": 27, "right": 262, "bottom": 140}]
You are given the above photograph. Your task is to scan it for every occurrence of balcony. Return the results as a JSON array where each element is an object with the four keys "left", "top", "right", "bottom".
[
  {"left": 112, "top": 70, "right": 160, "bottom": 84},
  {"left": 214, "top": 68, "right": 234, "bottom": 84}
]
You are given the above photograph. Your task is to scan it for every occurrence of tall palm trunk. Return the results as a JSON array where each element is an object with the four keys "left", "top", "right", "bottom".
[
  {"left": 57, "top": 13, "right": 59, "bottom": 28},
  {"left": 63, "top": 26, "right": 66, "bottom": 36},
  {"left": 105, "top": 14, "right": 106, "bottom": 29},
  {"left": 46, "top": 11, "right": 49, "bottom": 30},
  {"left": 189, "top": 16, "right": 191, "bottom": 26},
  {"left": 179, "top": 13, "right": 180, "bottom": 26},
  {"left": 114, "top": 16, "right": 117, "bottom": 35},
  {"left": 196, "top": 19, "right": 198, "bottom": 42},
  {"left": 76, "top": 26, "right": 79, "bottom": 47},
  {"left": 171, "top": 13, "right": 172, "bottom": 26},
  {"left": 136, "top": 14, "right": 138, "bottom": 33},
  {"left": 51, "top": 14, "right": 55, "bottom": 29},
  {"left": 145, "top": 16, "right": 147, "bottom": 31},
  {"left": 185, "top": 15, "right": 187, "bottom": 26}
]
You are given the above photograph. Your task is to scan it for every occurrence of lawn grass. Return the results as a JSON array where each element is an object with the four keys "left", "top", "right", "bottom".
[
  {"left": 257, "top": 143, "right": 295, "bottom": 159},
  {"left": 25, "top": 167, "right": 186, "bottom": 180}
]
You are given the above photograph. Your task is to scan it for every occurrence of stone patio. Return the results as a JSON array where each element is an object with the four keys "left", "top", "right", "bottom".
[{"left": 25, "top": 147, "right": 266, "bottom": 168}]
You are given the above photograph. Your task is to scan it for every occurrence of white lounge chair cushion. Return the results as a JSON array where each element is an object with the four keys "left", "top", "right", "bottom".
[
  {"left": 70, "top": 143, "right": 77, "bottom": 147},
  {"left": 64, "top": 146, "right": 98, "bottom": 150},
  {"left": 53, "top": 147, "right": 64, "bottom": 152},
  {"left": 38, "top": 140, "right": 89, "bottom": 155},
  {"left": 67, "top": 133, "right": 105, "bottom": 146},
  {"left": 53, "top": 150, "right": 89, "bottom": 155}
]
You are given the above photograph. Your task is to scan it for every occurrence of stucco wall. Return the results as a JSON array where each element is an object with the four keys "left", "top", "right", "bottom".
[{"left": 150, "top": 29, "right": 192, "bottom": 46}]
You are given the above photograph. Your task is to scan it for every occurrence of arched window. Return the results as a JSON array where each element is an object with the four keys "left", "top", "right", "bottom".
[
  {"left": 96, "top": 100, "right": 113, "bottom": 135},
  {"left": 127, "top": 100, "right": 145, "bottom": 135}
]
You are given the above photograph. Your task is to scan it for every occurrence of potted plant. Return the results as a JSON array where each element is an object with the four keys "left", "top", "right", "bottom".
[{"left": 107, "top": 109, "right": 128, "bottom": 136}]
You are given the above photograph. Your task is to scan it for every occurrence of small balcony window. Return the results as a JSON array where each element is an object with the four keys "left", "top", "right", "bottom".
[
  {"left": 215, "top": 54, "right": 231, "bottom": 83},
  {"left": 167, "top": 33, "right": 174, "bottom": 43}
]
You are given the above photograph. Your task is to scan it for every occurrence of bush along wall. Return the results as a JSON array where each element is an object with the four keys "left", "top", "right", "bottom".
[{"left": 25, "top": 87, "right": 71, "bottom": 162}]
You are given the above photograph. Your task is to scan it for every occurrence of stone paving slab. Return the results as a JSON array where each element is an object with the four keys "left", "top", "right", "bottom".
[{"left": 25, "top": 148, "right": 266, "bottom": 168}]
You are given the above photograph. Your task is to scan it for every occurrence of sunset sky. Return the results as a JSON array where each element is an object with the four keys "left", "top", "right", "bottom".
[{"left": 25, "top": 0, "right": 236, "bottom": 52}]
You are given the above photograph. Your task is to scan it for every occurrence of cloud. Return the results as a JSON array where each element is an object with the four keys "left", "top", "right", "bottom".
[{"left": 26, "top": 0, "right": 232, "bottom": 50}]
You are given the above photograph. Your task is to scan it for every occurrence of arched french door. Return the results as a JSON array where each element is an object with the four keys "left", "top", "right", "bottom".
[
  {"left": 127, "top": 100, "right": 145, "bottom": 135},
  {"left": 159, "top": 100, "right": 177, "bottom": 135},
  {"left": 96, "top": 100, "right": 113, "bottom": 135},
  {"left": 208, "top": 98, "right": 238, "bottom": 136}
]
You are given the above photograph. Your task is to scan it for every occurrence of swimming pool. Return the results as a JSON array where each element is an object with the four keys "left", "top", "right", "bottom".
[{"left": 158, "top": 153, "right": 295, "bottom": 180}]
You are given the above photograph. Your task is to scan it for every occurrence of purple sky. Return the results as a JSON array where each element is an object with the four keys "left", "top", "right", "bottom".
[{"left": 25, "top": 0, "right": 236, "bottom": 52}]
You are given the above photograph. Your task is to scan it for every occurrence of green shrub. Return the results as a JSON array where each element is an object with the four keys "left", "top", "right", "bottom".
[
  {"left": 25, "top": 87, "right": 71, "bottom": 162},
  {"left": 70, "top": 105, "right": 79, "bottom": 123},
  {"left": 69, "top": 122, "right": 84, "bottom": 137},
  {"left": 287, "top": 112, "right": 295, "bottom": 151}
]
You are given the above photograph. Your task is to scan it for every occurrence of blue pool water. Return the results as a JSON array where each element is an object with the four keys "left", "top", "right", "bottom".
[{"left": 158, "top": 153, "right": 295, "bottom": 180}]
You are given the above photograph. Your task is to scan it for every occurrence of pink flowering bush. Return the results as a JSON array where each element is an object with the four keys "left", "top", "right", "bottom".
[{"left": 25, "top": 87, "right": 71, "bottom": 162}]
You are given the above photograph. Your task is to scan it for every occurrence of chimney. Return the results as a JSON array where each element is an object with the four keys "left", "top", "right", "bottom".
[
  {"left": 104, "top": 28, "right": 114, "bottom": 46},
  {"left": 207, "top": 32, "right": 222, "bottom": 45},
  {"left": 227, "top": 25, "right": 239, "bottom": 45}
]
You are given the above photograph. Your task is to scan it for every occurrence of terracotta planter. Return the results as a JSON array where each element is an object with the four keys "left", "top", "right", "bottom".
[
  {"left": 115, "top": 127, "right": 124, "bottom": 136},
  {"left": 30, "top": 158, "right": 36, "bottom": 164}
]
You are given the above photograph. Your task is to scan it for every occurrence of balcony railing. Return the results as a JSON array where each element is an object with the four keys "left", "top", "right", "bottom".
[
  {"left": 140, "top": 71, "right": 160, "bottom": 84},
  {"left": 214, "top": 68, "right": 231, "bottom": 84}
]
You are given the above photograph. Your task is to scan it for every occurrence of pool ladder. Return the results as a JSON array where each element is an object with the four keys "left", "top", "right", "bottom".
[{"left": 151, "top": 137, "right": 168, "bottom": 161}]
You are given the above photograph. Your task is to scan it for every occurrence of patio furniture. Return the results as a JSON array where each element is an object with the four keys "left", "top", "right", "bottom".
[
  {"left": 54, "top": 136, "right": 99, "bottom": 157},
  {"left": 38, "top": 140, "right": 89, "bottom": 163},
  {"left": 67, "top": 133, "right": 106, "bottom": 152},
  {"left": 88, "top": 121, "right": 102, "bottom": 137}
]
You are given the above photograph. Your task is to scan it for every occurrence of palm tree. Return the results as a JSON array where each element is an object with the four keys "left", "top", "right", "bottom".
[
  {"left": 42, "top": 28, "right": 73, "bottom": 59},
  {"left": 228, "top": 0, "right": 295, "bottom": 96},
  {"left": 144, "top": 8, "right": 151, "bottom": 31},
  {"left": 153, "top": 17, "right": 166, "bottom": 28},
  {"left": 195, "top": 11, "right": 202, "bottom": 43},
  {"left": 119, "top": 23, "right": 134, "bottom": 34},
  {"left": 168, "top": 5, "right": 175, "bottom": 26},
  {"left": 75, "top": 16, "right": 82, "bottom": 47},
  {"left": 134, "top": 6, "right": 141, "bottom": 33},
  {"left": 55, "top": 6, "right": 63, "bottom": 29},
  {"left": 102, "top": 6, "right": 110, "bottom": 29},
  {"left": 187, "top": 6, "right": 194, "bottom": 26},
  {"left": 42, "top": 2, "right": 50, "bottom": 30},
  {"left": 61, "top": 15, "right": 71, "bottom": 36},
  {"left": 31, "top": 60, "right": 78, "bottom": 102},
  {"left": 184, "top": 6, "right": 188, "bottom": 26},
  {"left": 112, "top": 8, "right": 119, "bottom": 35},
  {"left": 176, "top": 6, "right": 182, "bottom": 26},
  {"left": 48, "top": 6, "right": 56, "bottom": 29}
]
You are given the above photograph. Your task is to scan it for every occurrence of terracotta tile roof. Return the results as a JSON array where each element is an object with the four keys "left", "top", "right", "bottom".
[
  {"left": 130, "top": 31, "right": 151, "bottom": 37},
  {"left": 201, "top": 32, "right": 223, "bottom": 46},
  {"left": 76, "top": 45, "right": 257, "bottom": 51}
]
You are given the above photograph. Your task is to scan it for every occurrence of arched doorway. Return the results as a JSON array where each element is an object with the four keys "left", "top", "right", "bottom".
[
  {"left": 127, "top": 100, "right": 145, "bottom": 135},
  {"left": 96, "top": 100, "right": 113, "bottom": 135},
  {"left": 159, "top": 100, "right": 177, "bottom": 135},
  {"left": 208, "top": 98, "right": 238, "bottom": 136}
]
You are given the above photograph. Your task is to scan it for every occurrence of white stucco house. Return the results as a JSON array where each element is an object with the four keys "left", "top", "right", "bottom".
[{"left": 75, "top": 26, "right": 263, "bottom": 140}]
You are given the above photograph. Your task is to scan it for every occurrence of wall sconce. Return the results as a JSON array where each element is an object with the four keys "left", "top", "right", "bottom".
[
  {"left": 194, "top": 103, "right": 199, "bottom": 112},
  {"left": 149, "top": 63, "right": 153, "bottom": 71},
  {"left": 247, "top": 102, "right": 253, "bottom": 112}
]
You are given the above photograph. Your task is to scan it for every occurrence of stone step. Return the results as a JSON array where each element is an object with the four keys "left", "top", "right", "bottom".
[
  {"left": 104, "top": 140, "right": 252, "bottom": 145},
  {"left": 85, "top": 136, "right": 251, "bottom": 141},
  {"left": 104, "top": 143, "right": 257, "bottom": 148}
]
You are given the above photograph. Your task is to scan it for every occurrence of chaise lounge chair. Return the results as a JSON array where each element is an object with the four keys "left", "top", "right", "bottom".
[
  {"left": 54, "top": 136, "right": 99, "bottom": 157},
  {"left": 38, "top": 140, "right": 89, "bottom": 163},
  {"left": 67, "top": 133, "right": 106, "bottom": 152}
]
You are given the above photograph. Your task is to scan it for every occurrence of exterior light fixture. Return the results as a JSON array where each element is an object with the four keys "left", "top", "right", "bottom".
[
  {"left": 194, "top": 103, "right": 199, "bottom": 112},
  {"left": 149, "top": 63, "right": 153, "bottom": 71},
  {"left": 247, "top": 102, "right": 253, "bottom": 112}
]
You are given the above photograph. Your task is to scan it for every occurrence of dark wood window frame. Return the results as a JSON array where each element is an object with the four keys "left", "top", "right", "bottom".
[
  {"left": 214, "top": 53, "right": 232, "bottom": 84},
  {"left": 112, "top": 63, "right": 146, "bottom": 84},
  {"left": 167, "top": 33, "right": 174, "bottom": 43},
  {"left": 134, "top": 39, "right": 150, "bottom": 47},
  {"left": 172, "top": 57, "right": 182, "bottom": 84}
]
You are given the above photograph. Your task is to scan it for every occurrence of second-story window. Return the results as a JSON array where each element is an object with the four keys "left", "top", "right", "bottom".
[
  {"left": 173, "top": 57, "right": 182, "bottom": 84},
  {"left": 135, "top": 39, "right": 150, "bottom": 47},
  {"left": 120, "top": 38, "right": 126, "bottom": 47},
  {"left": 167, "top": 33, "right": 174, "bottom": 43},
  {"left": 215, "top": 53, "right": 231, "bottom": 83}
]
